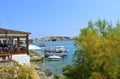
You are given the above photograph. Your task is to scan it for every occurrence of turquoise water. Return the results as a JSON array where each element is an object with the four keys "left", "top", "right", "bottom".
[{"left": 32, "top": 40, "right": 75, "bottom": 75}]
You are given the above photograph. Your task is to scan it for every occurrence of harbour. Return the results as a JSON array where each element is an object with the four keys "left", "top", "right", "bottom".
[{"left": 31, "top": 40, "right": 75, "bottom": 75}]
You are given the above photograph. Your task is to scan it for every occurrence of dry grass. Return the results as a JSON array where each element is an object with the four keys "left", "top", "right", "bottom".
[{"left": 0, "top": 61, "right": 41, "bottom": 79}]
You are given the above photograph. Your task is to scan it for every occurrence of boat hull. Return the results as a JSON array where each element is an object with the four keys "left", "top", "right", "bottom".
[
  {"left": 48, "top": 55, "right": 62, "bottom": 61},
  {"left": 45, "top": 52, "right": 66, "bottom": 57},
  {"left": 48, "top": 58, "right": 61, "bottom": 61}
]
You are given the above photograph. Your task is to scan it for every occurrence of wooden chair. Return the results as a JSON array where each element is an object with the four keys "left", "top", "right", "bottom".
[{"left": 2, "top": 47, "right": 12, "bottom": 62}]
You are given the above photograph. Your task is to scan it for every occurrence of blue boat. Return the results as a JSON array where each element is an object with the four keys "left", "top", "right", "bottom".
[{"left": 44, "top": 46, "right": 68, "bottom": 57}]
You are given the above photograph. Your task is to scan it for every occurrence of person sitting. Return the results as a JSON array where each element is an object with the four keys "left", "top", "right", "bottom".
[
  {"left": 13, "top": 43, "right": 21, "bottom": 53},
  {"left": 2, "top": 43, "right": 7, "bottom": 47},
  {"left": 3, "top": 47, "right": 10, "bottom": 54},
  {"left": 0, "top": 41, "right": 3, "bottom": 47}
]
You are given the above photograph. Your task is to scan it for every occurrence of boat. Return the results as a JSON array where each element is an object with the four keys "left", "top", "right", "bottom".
[
  {"left": 29, "top": 45, "right": 41, "bottom": 50},
  {"left": 44, "top": 45, "right": 69, "bottom": 57},
  {"left": 48, "top": 55, "right": 62, "bottom": 60},
  {"left": 44, "top": 50, "right": 67, "bottom": 57},
  {"left": 55, "top": 46, "right": 69, "bottom": 52},
  {"left": 22, "top": 44, "right": 41, "bottom": 50}
]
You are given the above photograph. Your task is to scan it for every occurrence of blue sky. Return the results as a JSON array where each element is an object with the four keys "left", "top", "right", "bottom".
[{"left": 0, "top": 0, "right": 120, "bottom": 38}]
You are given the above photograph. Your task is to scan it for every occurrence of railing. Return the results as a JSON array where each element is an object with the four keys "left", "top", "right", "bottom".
[
  {"left": 0, "top": 46, "right": 27, "bottom": 62},
  {"left": 0, "top": 54, "right": 11, "bottom": 62}
]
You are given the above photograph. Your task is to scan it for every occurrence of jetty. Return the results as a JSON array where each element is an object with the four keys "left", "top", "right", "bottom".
[{"left": 29, "top": 50, "right": 44, "bottom": 61}]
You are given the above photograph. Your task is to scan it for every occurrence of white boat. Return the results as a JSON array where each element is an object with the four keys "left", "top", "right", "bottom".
[
  {"left": 48, "top": 55, "right": 62, "bottom": 60},
  {"left": 55, "top": 46, "right": 68, "bottom": 52},
  {"left": 22, "top": 44, "right": 41, "bottom": 50},
  {"left": 29, "top": 45, "right": 41, "bottom": 50}
]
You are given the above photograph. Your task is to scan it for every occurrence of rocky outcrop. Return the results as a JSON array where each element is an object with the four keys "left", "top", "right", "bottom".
[{"left": 40, "top": 36, "right": 71, "bottom": 41}]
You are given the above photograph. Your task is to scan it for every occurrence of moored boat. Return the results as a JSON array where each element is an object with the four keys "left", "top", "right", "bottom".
[
  {"left": 29, "top": 45, "right": 41, "bottom": 50},
  {"left": 44, "top": 46, "right": 68, "bottom": 57},
  {"left": 44, "top": 49, "right": 67, "bottom": 57},
  {"left": 48, "top": 55, "right": 62, "bottom": 60},
  {"left": 22, "top": 44, "right": 41, "bottom": 50}
]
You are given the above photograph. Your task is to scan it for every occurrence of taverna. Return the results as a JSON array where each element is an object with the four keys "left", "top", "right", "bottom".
[{"left": 0, "top": 27, "right": 31, "bottom": 65}]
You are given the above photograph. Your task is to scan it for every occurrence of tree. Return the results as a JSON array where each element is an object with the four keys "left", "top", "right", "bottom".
[{"left": 62, "top": 19, "right": 120, "bottom": 79}]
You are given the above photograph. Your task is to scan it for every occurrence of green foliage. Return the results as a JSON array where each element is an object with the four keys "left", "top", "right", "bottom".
[{"left": 62, "top": 19, "right": 120, "bottom": 79}]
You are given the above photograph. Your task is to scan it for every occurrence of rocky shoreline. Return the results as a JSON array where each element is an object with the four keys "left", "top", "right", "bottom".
[
  {"left": 29, "top": 50, "right": 44, "bottom": 61},
  {"left": 31, "top": 36, "right": 72, "bottom": 42},
  {"left": 29, "top": 50, "right": 65, "bottom": 79}
]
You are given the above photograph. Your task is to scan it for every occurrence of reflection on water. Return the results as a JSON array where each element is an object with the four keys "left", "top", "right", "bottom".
[{"left": 32, "top": 40, "right": 75, "bottom": 75}]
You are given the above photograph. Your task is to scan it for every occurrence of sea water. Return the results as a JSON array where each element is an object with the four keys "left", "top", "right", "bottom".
[{"left": 32, "top": 40, "right": 75, "bottom": 75}]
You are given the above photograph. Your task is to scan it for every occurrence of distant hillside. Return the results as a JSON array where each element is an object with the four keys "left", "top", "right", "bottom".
[{"left": 40, "top": 36, "right": 72, "bottom": 41}]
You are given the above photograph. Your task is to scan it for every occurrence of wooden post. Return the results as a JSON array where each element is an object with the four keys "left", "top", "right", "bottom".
[
  {"left": 11, "top": 38, "right": 13, "bottom": 44},
  {"left": 26, "top": 34, "right": 29, "bottom": 55},
  {"left": 17, "top": 37, "right": 20, "bottom": 46}
]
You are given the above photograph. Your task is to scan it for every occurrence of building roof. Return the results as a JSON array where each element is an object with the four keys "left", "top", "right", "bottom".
[{"left": 0, "top": 28, "right": 31, "bottom": 38}]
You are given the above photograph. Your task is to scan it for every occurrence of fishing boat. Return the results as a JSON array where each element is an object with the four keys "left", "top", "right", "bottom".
[
  {"left": 44, "top": 46, "right": 68, "bottom": 57},
  {"left": 55, "top": 46, "right": 69, "bottom": 52},
  {"left": 48, "top": 55, "right": 62, "bottom": 60}
]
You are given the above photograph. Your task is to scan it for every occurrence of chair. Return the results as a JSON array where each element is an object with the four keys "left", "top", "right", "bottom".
[
  {"left": 0, "top": 47, "right": 3, "bottom": 52},
  {"left": 2, "top": 47, "right": 12, "bottom": 62}
]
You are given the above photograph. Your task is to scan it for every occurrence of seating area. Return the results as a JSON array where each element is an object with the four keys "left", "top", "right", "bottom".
[
  {"left": 0, "top": 47, "right": 11, "bottom": 62},
  {"left": 0, "top": 27, "right": 31, "bottom": 63},
  {"left": 0, "top": 43, "right": 27, "bottom": 62}
]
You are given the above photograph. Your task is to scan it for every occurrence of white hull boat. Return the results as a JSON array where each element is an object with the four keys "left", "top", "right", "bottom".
[
  {"left": 22, "top": 44, "right": 41, "bottom": 50},
  {"left": 48, "top": 55, "right": 62, "bottom": 60},
  {"left": 29, "top": 45, "right": 41, "bottom": 50}
]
